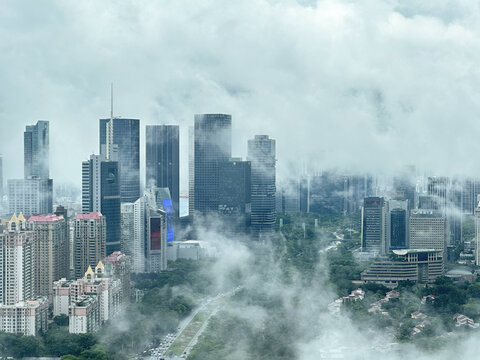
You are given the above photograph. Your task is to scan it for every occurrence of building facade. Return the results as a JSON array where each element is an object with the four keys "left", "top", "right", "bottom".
[
  {"left": 73, "top": 213, "right": 106, "bottom": 279},
  {"left": 24, "top": 120, "right": 49, "bottom": 179},
  {"left": 82, "top": 155, "right": 121, "bottom": 253},
  {"left": 99, "top": 118, "right": 140, "bottom": 203},
  {"left": 248, "top": 135, "right": 276, "bottom": 240},
  {"left": 409, "top": 210, "right": 446, "bottom": 254},
  {"left": 361, "top": 197, "right": 388, "bottom": 254},
  {"left": 8, "top": 178, "right": 53, "bottom": 216},
  {"left": 146, "top": 125, "right": 180, "bottom": 218},
  {"left": 194, "top": 114, "right": 232, "bottom": 214},
  {"left": 361, "top": 249, "right": 444, "bottom": 287},
  {"left": 27, "top": 214, "right": 69, "bottom": 300}
]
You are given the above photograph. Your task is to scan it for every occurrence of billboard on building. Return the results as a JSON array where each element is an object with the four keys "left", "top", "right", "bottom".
[
  {"left": 150, "top": 217, "right": 162, "bottom": 250},
  {"left": 162, "top": 198, "right": 175, "bottom": 242}
]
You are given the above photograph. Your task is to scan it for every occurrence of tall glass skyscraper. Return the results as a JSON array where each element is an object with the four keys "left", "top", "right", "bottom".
[
  {"left": 248, "top": 135, "right": 276, "bottom": 240},
  {"left": 145, "top": 125, "right": 179, "bottom": 218},
  {"left": 99, "top": 118, "right": 140, "bottom": 203},
  {"left": 24, "top": 120, "right": 49, "bottom": 179},
  {"left": 194, "top": 114, "right": 232, "bottom": 214},
  {"left": 82, "top": 155, "right": 121, "bottom": 254}
]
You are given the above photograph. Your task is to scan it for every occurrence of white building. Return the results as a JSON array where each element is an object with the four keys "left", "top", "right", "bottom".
[
  {"left": 167, "top": 240, "right": 210, "bottom": 261},
  {"left": 7, "top": 178, "right": 53, "bottom": 217},
  {"left": 409, "top": 210, "right": 446, "bottom": 253},
  {"left": 0, "top": 297, "right": 48, "bottom": 336},
  {"left": 0, "top": 214, "right": 36, "bottom": 305},
  {"left": 69, "top": 295, "right": 101, "bottom": 334}
]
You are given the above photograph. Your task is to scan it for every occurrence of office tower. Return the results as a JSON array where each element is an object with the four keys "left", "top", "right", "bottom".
[
  {"left": 418, "top": 195, "right": 436, "bottom": 210},
  {"left": 475, "top": 200, "right": 480, "bottom": 266},
  {"left": 99, "top": 118, "right": 140, "bottom": 202},
  {"left": 361, "top": 197, "right": 388, "bottom": 254},
  {"left": 82, "top": 155, "right": 121, "bottom": 253},
  {"left": 194, "top": 114, "right": 232, "bottom": 214},
  {"left": 409, "top": 210, "right": 446, "bottom": 253},
  {"left": 448, "top": 179, "right": 463, "bottom": 246},
  {"left": 248, "top": 135, "right": 276, "bottom": 240},
  {"left": 27, "top": 214, "right": 68, "bottom": 299},
  {"left": 8, "top": 178, "right": 53, "bottom": 216},
  {"left": 461, "top": 179, "right": 480, "bottom": 214},
  {"left": 0, "top": 154, "right": 3, "bottom": 200},
  {"left": 393, "top": 177, "right": 415, "bottom": 210},
  {"left": 189, "top": 126, "right": 195, "bottom": 217},
  {"left": 24, "top": 120, "right": 49, "bottom": 179},
  {"left": 0, "top": 214, "right": 36, "bottom": 305},
  {"left": 73, "top": 212, "right": 106, "bottom": 279},
  {"left": 299, "top": 176, "right": 309, "bottom": 213},
  {"left": 427, "top": 176, "right": 449, "bottom": 212},
  {"left": 146, "top": 125, "right": 180, "bottom": 218},
  {"left": 217, "top": 159, "right": 251, "bottom": 232},
  {"left": 388, "top": 200, "right": 408, "bottom": 250}
]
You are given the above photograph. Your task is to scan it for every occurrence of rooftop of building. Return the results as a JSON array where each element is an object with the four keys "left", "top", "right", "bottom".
[
  {"left": 75, "top": 212, "right": 103, "bottom": 220},
  {"left": 103, "top": 251, "right": 126, "bottom": 263},
  {"left": 28, "top": 214, "right": 64, "bottom": 222},
  {"left": 392, "top": 249, "right": 441, "bottom": 255}
]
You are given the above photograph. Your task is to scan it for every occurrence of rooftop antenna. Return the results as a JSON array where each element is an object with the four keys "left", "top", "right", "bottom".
[{"left": 106, "top": 83, "right": 114, "bottom": 160}]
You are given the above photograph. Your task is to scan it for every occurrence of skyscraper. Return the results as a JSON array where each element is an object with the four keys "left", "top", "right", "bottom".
[
  {"left": 217, "top": 159, "right": 251, "bottom": 232},
  {"left": 361, "top": 197, "right": 388, "bottom": 254},
  {"left": 248, "top": 135, "right": 276, "bottom": 240},
  {"left": 145, "top": 125, "right": 180, "bottom": 218},
  {"left": 24, "top": 121, "right": 49, "bottom": 179},
  {"left": 27, "top": 214, "right": 69, "bottom": 300},
  {"left": 8, "top": 178, "right": 53, "bottom": 216},
  {"left": 0, "top": 215, "right": 36, "bottom": 305},
  {"left": 73, "top": 212, "right": 106, "bottom": 279},
  {"left": 409, "top": 209, "right": 446, "bottom": 253},
  {"left": 427, "top": 176, "right": 449, "bottom": 212},
  {"left": 388, "top": 199, "right": 409, "bottom": 250},
  {"left": 82, "top": 155, "right": 121, "bottom": 253},
  {"left": 99, "top": 118, "right": 140, "bottom": 203},
  {"left": 475, "top": 200, "right": 480, "bottom": 266},
  {"left": 194, "top": 114, "right": 232, "bottom": 214},
  {"left": 0, "top": 154, "right": 3, "bottom": 200},
  {"left": 189, "top": 126, "right": 194, "bottom": 217}
]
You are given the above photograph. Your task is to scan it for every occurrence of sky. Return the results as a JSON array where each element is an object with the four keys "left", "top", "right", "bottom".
[{"left": 2, "top": 0, "right": 480, "bottom": 193}]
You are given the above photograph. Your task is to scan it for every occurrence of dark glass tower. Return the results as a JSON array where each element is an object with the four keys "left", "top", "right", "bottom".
[
  {"left": 100, "top": 161, "right": 121, "bottom": 254},
  {"left": 194, "top": 114, "right": 232, "bottom": 214},
  {"left": 99, "top": 118, "right": 140, "bottom": 203},
  {"left": 361, "top": 197, "right": 387, "bottom": 253},
  {"left": 82, "top": 155, "right": 121, "bottom": 254},
  {"left": 145, "top": 125, "right": 180, "bottom": 218},
  {"left": 390, "top": 208, "right": 407, "bottom": 249},
  {"left": 24, "top": 120, "right": 49, "bottom": 179},
  {"left": 217, "top": 159, "right": 251, "bottom": 232},
  {"left": 248, "top": 135, "right": 276, "bottom": 240}
]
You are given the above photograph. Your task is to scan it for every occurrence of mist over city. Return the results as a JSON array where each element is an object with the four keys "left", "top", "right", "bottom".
[{"left": 1, "top": 1, "right": 480, "bottom": 359}]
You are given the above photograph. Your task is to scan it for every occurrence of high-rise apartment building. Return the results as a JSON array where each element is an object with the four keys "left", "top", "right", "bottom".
[
  {"left": 194, "top": 114, "right": 232, "bottom": 214},
  {"left": 8, "top": 178, "right": 53, "bottom": 216},
  {"left": 0, "top": 214, "right": 36, "bottom": 305},
  {"left": 82, "top": 155, "right": 121, "bottom": 253},
  {"left": 24, "top": 120, "right": 49, "bottom": 179},
  {"left": 409, "top": 209, "right": 446, "bottom": 253},
  {"left": 99, "top": 118, "right": 140, "bottom": 203},
  {"left": 146, "top": 125, "right": 180, "bottom": 218},
  {"left": 27, "top": 214, "right": 69, "bottom": 299},
  {"left": 73, "top": 212, "right": 106, "bottom": 279},
  {"left": 248, "top": 135, "right": 276, "bottom": 240},
  {"left": 361, "top": 197, "right": 388, "bottom": 254}
]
